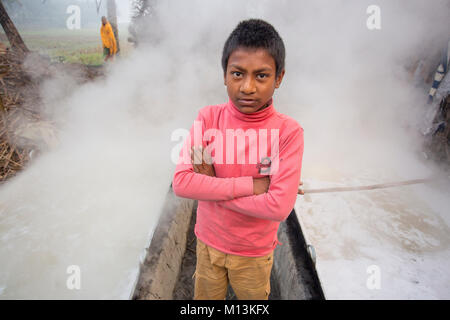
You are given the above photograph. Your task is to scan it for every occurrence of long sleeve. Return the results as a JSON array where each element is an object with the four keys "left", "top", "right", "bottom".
[
  {"left": 101, "top": 27, "right": 106, "bottom": 48},
  {"left": 172, "top": 109, "right": 254, "bottom": 201},
  {"left": 215, "top": 126, "right": 304, "bottom": 222}
]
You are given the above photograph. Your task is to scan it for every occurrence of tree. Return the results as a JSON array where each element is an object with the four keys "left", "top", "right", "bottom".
[
  {"left": 131, "top": 0, "right": 154, "bottom": 18},
  {"left": 0, "top": 0, "right": 29, "bottom": 55},
  {"left": 129, "top": 0, "right": 157, "bottom": 46},
  {"left": 106, "top": 0, "right": 119, "bottom": 54}
]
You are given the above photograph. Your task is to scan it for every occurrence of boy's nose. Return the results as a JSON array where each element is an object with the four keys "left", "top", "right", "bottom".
[{"left": 240, "top": 77, "right": 256, "bottom": 95}]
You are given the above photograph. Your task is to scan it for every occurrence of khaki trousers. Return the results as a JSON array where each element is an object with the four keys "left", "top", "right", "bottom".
[{"left": 193, "top": 238, "right": 274, "bottom": 300}]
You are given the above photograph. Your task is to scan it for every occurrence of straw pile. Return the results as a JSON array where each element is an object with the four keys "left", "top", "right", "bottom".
[
  {"left": 0, "top": 48, "right": 39, "bottom": 181},
  {"left": 0, "top": 47, "right": 103, "bottom": 182}
]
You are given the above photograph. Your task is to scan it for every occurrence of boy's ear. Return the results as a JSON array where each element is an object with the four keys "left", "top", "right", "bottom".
[{"left": 275, "top": 69, "right": 285, "bottom": 89}]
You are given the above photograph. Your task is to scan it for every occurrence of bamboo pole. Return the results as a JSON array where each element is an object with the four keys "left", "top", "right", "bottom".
[{"left": 300, "top": 177, "right": 436, "bottom": 194}]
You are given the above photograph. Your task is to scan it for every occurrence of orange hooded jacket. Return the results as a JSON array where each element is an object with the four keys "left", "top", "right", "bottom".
[{"left": 100, "top": 22, "right": 117, "bottom": 54}]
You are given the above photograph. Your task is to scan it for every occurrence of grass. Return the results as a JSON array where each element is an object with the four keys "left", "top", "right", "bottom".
[
  {"left": 55, "top": 49, "right": 104, "bottom": 66},
  {"left": 0, "top": 25, "right": 132, "bottom": 66}
]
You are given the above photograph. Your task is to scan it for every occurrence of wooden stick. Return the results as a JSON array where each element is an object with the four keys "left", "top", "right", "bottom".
[{"left": 302, "top": 177, "right": 436, "bottom": 194}]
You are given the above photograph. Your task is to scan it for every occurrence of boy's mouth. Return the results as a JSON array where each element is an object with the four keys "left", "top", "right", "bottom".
[{"left": 237, "top": 98, "right": 259, "bottom": 107}]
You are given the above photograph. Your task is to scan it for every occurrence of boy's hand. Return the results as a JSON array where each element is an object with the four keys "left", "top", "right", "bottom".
[
  {"left": 191, "top": 146, "right": 216, "bottom": 177},
  {"left": 298, "top": 181, "right": 304, "bottom": 195},
  {"left": 253, "top": 177, "right": 270, "bottom": 195},
  {"left": 189, "top": 145, "right": 273, "bottom": 195}
]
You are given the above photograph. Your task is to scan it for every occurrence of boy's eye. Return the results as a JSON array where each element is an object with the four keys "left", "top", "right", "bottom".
[
  {"left": 257, "top": 73, "right": 269, "bottom": 79},
  {"left": 231, "top": 71, "right": 243, "bottom": 78}
]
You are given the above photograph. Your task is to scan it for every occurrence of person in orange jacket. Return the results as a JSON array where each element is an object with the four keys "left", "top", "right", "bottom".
[{"left": 100, "top": 16, "right": 117, "bottom": 62}]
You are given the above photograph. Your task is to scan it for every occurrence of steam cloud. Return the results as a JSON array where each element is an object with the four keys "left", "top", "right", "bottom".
[{"left": 0, "top": 0, "right": 449, "bottom": 298}]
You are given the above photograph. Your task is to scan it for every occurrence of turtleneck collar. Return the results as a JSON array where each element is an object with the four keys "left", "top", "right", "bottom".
[{"left": 227, "top": 98, "right": 275, "bottom": 122}]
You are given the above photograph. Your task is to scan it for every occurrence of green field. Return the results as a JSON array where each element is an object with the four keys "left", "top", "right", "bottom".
[{"left": 0, "top": 25, "right": 132, "bottom": 66}]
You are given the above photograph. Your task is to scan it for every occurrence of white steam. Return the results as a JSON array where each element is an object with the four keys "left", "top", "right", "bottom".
[{"left": 0, "top": 0, "right": 449, "bottom": 299}]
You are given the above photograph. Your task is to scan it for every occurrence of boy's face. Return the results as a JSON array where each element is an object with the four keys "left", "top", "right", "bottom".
[{"left": 224, "top": 47, "right": 285, "bottom": 114}]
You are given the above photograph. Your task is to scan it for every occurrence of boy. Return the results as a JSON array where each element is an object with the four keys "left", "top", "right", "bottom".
[{"left": 172, "top": 19, "right": 304, "bottom": 300}]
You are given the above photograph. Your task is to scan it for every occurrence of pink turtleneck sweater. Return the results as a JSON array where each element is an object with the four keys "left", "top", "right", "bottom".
[{"left": 172, "top": 99, "right": 304, "bottom": 257}]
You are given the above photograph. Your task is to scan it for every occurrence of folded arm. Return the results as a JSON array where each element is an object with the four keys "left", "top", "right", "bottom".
[
  {"left": 216, "top": 126, "right": 304, "bottom": 222},
  {"left": 172, "top": 110, "right": 254, "bottom": 201}
]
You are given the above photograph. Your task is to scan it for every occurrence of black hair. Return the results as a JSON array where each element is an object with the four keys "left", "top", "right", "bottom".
[{"left": 222, "top": 19, "right": 286, "bottom": 77}]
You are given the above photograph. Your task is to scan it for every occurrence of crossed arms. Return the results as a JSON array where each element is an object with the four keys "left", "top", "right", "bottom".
[{"left": 172, "top": 113, "right": 304, "bottom": 222}]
